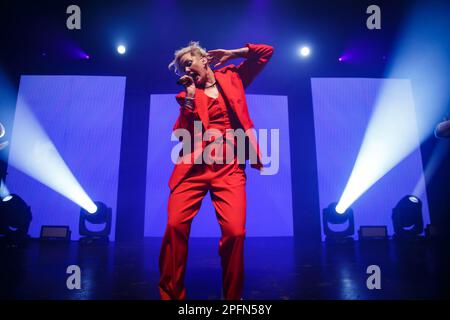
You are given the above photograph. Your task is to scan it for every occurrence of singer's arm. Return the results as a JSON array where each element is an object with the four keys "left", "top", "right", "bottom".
[
  {"left": 173, "top": 91, "right": 198, "bottom": 132},
  {"left": 235, "top": 44, "right": 274, "bottom": 88},
  {"left": 173, "top": 73, "right": 197, "bottom": 131},
  {"left": 207, "top": 47, "right": 250, "bottom": 67},
  {"left": 207, "top": 44, "right": 274, "bottom": 88}
]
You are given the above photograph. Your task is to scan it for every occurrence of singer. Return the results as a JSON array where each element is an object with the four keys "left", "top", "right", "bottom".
[{"left": 158, "top": 42, "right": 274, "bottom": 300}]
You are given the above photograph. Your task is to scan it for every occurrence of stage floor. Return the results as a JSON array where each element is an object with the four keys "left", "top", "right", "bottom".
[{"left": 1, "top": 237, "right": 449, "bottom": 300}]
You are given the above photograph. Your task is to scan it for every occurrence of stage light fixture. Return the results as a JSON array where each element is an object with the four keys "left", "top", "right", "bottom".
[
  {"left": 117, "top": 45, "right": 126, "bottom": 55},
  {"left": 335, "top": 205, "right": 346, "bottom": 214},
  {"left": 335, "top": 1, "right": 449, "bottom": 216},
  {"left": 79, "top": 201, "right": 111, "bottom": 243},
  {"left": 358, "top": 226, "right": 388, "bottom": 240},
  {"left": 0, "top": 122, "right": 5, "bottom": 138},
  {"left": 392, "top": 195, "right": 424, "bottom": 238},
  {"left": 40, "top": 225, "right": 71, "bottom": 241},
  {"left": 0, "top": 121, "right": 8, "bottom": 150},
  {"left": 322, "top": 202, "right": 355, "bottom": 240},
  {"left": 0, "top": 193, "right": 32, "bottom": 240},
  {"left": 298, "top": 46, "right": 310, "bottom": 57},
  {"left": 0, "top": 180, "right": 11, "bottom": 200}
]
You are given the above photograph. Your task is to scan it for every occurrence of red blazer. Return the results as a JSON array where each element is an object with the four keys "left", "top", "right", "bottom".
[{"left": 169, "top": 43, "right": 274, "bottom": 191}]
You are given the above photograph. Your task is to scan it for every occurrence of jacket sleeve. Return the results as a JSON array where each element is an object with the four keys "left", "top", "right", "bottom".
[
  {"left": 172, "top": 91, "right": 198, "bottom": 132},
  {"left": 236, "top": 43, "right": 274, "bottom": 89}
]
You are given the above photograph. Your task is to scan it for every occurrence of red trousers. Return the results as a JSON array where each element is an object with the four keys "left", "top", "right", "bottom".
[{"left": 159, "top": 162, "right": 247, "bottom": 300}]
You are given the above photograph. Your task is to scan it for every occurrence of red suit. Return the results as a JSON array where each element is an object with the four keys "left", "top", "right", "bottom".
[{"left": 159, "top": 43, "right": 274, "bottom": 300}]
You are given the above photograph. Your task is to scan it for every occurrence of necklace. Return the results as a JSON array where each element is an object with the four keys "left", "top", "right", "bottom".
[{"left": 205, "top": 81, "right": 217, "bottom": 89}]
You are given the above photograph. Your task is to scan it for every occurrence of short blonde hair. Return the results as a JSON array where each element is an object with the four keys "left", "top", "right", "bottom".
[{"left": 168, "top": 41, "right": 208, "bottom": 75}]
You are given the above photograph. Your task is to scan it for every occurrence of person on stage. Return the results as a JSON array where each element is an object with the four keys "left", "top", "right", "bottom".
[
  {"left": 435, "top": 114, "right": 450, "bottom": 139},
  {"left": 158, "top": 41, "right": 274, "bottom": 300}
]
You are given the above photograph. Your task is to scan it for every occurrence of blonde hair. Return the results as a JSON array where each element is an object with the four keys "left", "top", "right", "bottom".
[{"left": 168, "top": 41, "right": 208, "bottom": 75}]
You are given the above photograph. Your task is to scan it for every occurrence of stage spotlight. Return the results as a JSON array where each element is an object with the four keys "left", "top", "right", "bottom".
[
  {"left": 0, "top": 193, "right": 32, "bottom": 240},
  {"left": 0, "top": 121, "right": 9, "bottom": 150},
  {"left": 358, "top": 226, "right": 388, "bottom": 241},
  {"left": 298, "top": 46, "right": 310, "bottom": 57},
  {"left": 117, "top": 45, "right": 126, "bottom": 55},
  {"left": 335, "top": 79, "right": 422, "bottom": 215},
  {"left": 335, "top": 205, "right": 346, "bottom": 214},
  {"left": 322, "top": 202, "right": 355, "bottom": 240},
  {"left": 392, "top": 195, "right": 424, "bottom": 238},
  {"left": 79, "top": 201, "right": 111, "bottom": 243},
  {"left": 40, "top": 225, "right": 71, "bottom": 241},
  {"left": 338, "top": 54, "right": 350, "bottom": 62},
  {"left": 336, "top": 2, "right": 449, "bottom": 215},
  {"left": 0, "top": 180, "right": 11, "bottom": 200}
]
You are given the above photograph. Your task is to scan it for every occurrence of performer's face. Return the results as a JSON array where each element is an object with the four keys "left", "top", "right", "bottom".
[{"left": 179, "top": 52, "right": 208, "bottom": 87}]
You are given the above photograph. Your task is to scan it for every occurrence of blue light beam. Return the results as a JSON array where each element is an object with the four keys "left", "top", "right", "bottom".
[
  {"left": 336, "top": 2, "right": 450, "bottom": 213},
  {"left": 6, "top": 95, "right": 97, "bottom": 213}
]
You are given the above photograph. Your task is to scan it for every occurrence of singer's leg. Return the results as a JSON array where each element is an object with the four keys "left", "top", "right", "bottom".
[
  {"left": 210, "top": 164, "right": 247, "bottom": 300},
  {"left": 159, "top": 169, "right": 208, "bottom": 300}
]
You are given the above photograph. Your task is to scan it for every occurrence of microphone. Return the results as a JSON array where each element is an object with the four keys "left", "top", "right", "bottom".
[{"left": 177, "top": 75, "right": 193, "bottom": 86}]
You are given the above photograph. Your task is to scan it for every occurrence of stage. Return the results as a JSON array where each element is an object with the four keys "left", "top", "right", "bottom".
[{"left": 1, "top": 237, "right": 449, "bottom": 300}]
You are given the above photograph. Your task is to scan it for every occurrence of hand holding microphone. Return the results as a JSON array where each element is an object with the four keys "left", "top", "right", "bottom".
[
  {"left": 177, "top": 75, "right": 194, "bottom": 86},
  {"left": 177, "top": 75, "right": 196, "bottom": 101},
  {"left": 177, "top": 75, "right": 196, "bottom": 110}
]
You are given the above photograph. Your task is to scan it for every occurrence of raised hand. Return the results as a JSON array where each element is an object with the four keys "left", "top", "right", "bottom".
[{"left": 207, "top": 49, "right": 234, "bottom": 68}]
